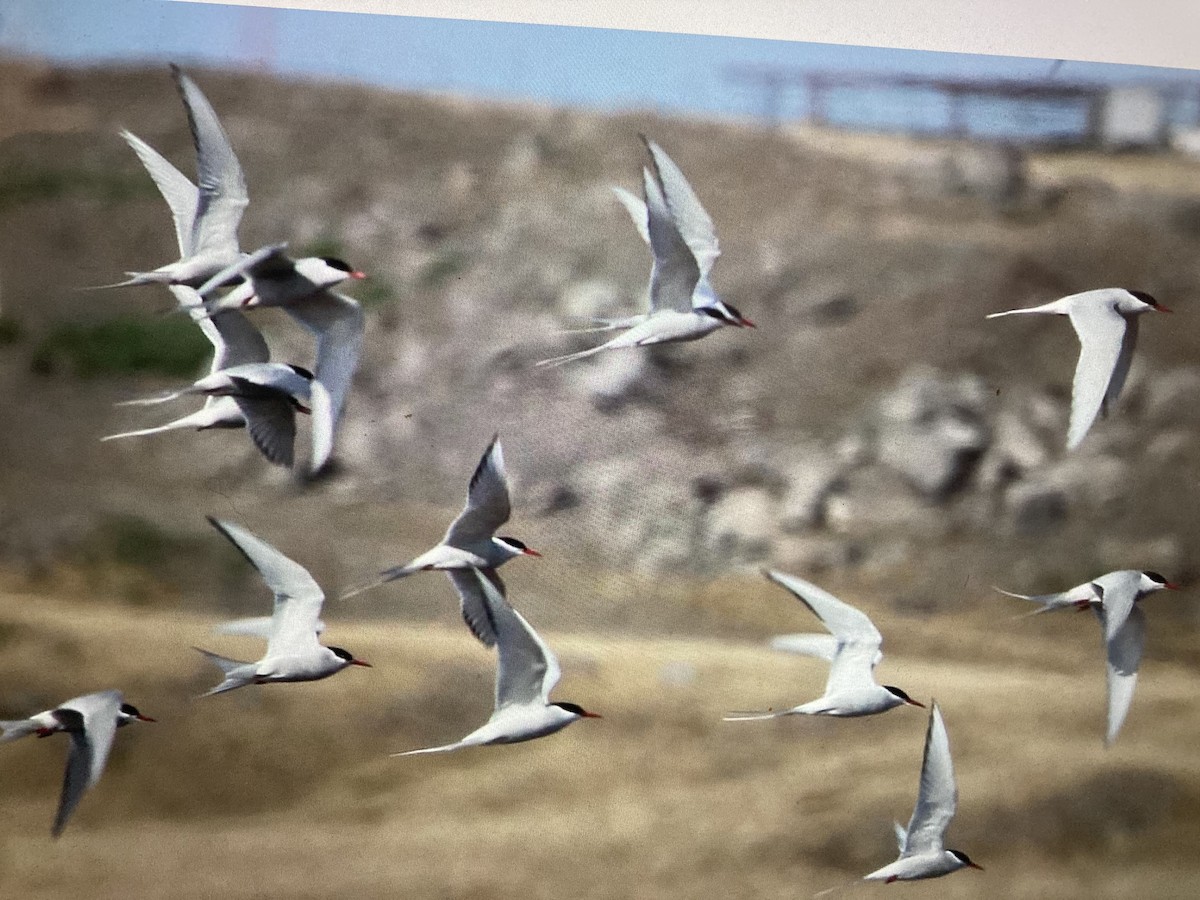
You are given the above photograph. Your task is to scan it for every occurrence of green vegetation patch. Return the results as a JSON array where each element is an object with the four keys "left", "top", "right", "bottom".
[
  {"left": 31, "top": 313, "right": 210, "bottom": 378},
  {"left": 0, "top": 162, "right": 150, "bottom": 212}
]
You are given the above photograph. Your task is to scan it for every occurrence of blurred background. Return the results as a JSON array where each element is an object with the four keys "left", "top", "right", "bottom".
[{"left": 3, "top": 1, "right": 1200, "bottom": 897}]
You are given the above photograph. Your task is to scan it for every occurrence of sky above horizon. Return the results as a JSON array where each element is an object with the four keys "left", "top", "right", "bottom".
[{"left": 3, "top": 0, "right": 1199, "bottom": 125}]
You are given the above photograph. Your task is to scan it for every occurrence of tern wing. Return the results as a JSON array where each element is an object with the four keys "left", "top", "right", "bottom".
[
  {"left": 52, "top": 690, "right": 122, "bottom": 837},
  {"left": 1097, "top": 570, "right": 1140, "bottom": 644},
  {"left": 643, "top": 137, "right": 720, "bottom": 278},
  {"left": 477, "top": 569, "right": 560, "bottom": 709},
  {"left": 216, "top": 615, "right": 324, "bottom": 638},
  {"left": 763, "top": 570, "right": 883, "bottom": 647},
  {"left": 120, "top": 130, "right": 198, "bottom": 256},
  {"left": 444, "top": 436, "right": 512, "bottom": 545},
  {"left": 230, "top": 381, "right": 297, "bottom": 468},
  {"left": 1065, "top": 299, "right": 1128, "bottom": 450},
  {"left": 446, "top": 568, "right": 504, "bottom": 648},
  {"left": 641, "top": 158, "right": 699, "bottom": 314},
  {"left": 1103, "top": 314, "right": 1139, "bottom": 418},
  {"left": 172, "top": 65, "right": 247, "bottom": 261},
  {"left": 207, "top": 309, "right": 270, "bottom": 371},
  {"left": 1101, "top": 604, "right": 1146, "bottom": 747},
  {"left": 197, "top": 242, "right": 290, "bottom": 297},
  {"left": 207, "top": 517, "right": 324, "bottom": 656},
  {"left": 282, "top": 289, "right": 364, "bottom": 465},
  {"left": 611, "top": 184, "right": 651, "bottom": 247},
  {"left": 902, "top": 703, "right": 957, "bottom": 857},
  {"left": 768, "top": 633, "right": 839, "bottom": 661}
]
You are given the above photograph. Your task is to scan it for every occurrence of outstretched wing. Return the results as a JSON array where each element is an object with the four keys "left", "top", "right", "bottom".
[
  {"left": 444, "top": 436, "right": 512, "bottom": 545},
  {"left": 902, "top": 703, "right": 957, "bottom": 857},
  {"left": 478, "top": 569, "right": 561, "bottom": 708},
  {"left": 172, "top": 65, "right": 247, "bottom": 262},
  {"left": 1066, "top": 299, "right": 1128, "bottom": 450},
  {"left": 206, "top": 517, "right": 324, "bottom": 657},
  {"left": 120, "top": 130, "right": 198, "bottom": 256},
  {"left": 52, "top": 690, "right": 122, "bottom": 837}
]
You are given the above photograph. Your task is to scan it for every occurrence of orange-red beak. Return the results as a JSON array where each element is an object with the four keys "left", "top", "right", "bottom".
[
  {"left": 351, "top": 659, "right": 372, "bottom": 667},
  {"left": 523, "top": 548, "right": 543, "bottom": 558}
]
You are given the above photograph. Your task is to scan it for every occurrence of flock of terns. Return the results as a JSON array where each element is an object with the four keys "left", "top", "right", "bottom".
[{"left": 2, "top": 64, "right": 1185, "bottom": 888}]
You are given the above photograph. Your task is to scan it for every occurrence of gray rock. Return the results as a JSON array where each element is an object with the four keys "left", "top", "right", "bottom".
[
  {"left": 873, "top": 368, "right": 991, "bottom": 500},
  {"left": 825, "top": 466, "right": 946, "bottom": 538},
  {"left": 1004, "top": 479, "right": 1069, "bottom": 536},
  {"left": 777, "top": 445, "right": 846, "bottom": 533},
  {"left": 702, "top": 488, "right": 778, "bottom": 563}
]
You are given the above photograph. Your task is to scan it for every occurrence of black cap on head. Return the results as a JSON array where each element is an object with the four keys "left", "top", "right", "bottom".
[
  {"left": 119, "top": 703, "right": 141, "bottom": 717},
  {"left": 329, "top": 646, "right": 355, "bottom": 662},
  {"left": 1126, "top": 289, "right": 1158, "bottom": 306},
  {"left": 1143, "top": 571, "right": 1167, "bottom": 584},
  {"left": 949, "top": 849, "right": 975, "bottom": 866},
  {"left": 884, "top": 685, "right": 914, "bottom": 703},
  {"left": 287, "top": 364, "right": 315, "bottom": 380},
  {"left": 498, "top": 536, "right": 528, "bottom": 551},
  {"left": 320, "top": 257, "right": 354, "bottom": 273},
  {"left": 552, "top": 701, "right": 589, "bottom": 717}
]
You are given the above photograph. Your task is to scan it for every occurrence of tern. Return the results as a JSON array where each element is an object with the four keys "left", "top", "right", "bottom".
[
  {"left": 724, "top": 570, "right": 924, "bottom": 720},
  {"left": 536, "top": 136, "right": 753, "bottom": 367},
  {"left": 101, "top": 132, "right": 270, "bottom": 441},
  {"left": 394, "top": 568, "right": 599, "bottom": 756},
  {"left": 195, "top": 517, "right": 370, "bottom": 696},
  {"left": 999, "top": 570, "right": 1179, "bottom": 745},
  {"left": 341, "top": 435, "right": 541, "bottom": 647},
  {"left": 986, "top": 288, "right": 1170, "bottom": 450},
  {"left": 995, "top": 569, "right": 1176, "bottom": 637},
  {"left": 101, "top": 286, "right": 269, "bottom": 440},
  {"left": 118, "top": 362, "right": 326, "bottom": 469},
  {"left": 0, "top": 690, "right": 154, "bottom": 837},
  {"left": 198, "top": 241, "right": 364, "bottom": 309},
  {"left": 96, "top": 65, "right": 248, "bottom": 289},
  {"left": 862, "top": 703, "right": 982, "bottom": 883},
  {"left": 199, "top": 243, "right": 364, "bottom": 475}
]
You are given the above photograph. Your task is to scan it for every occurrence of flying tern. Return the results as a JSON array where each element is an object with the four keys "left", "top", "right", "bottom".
[
  {"left": 97, "top": 65, "right": 248, "bottom": 289},
  {"left": 995, "top": 569, "right": 1176, "bottom": 637},
  {"left": 118, "top": 362, "right": 326, "bottom": 469},
  {"left": 724, "top": 570, "right": 924, "bottom": 720},
  {"left": 195, "top": 517, "right": 370, "bottom": 696},
  {"left": 341, "top": 435, "right": 541, "bottom": 647},
  {"left": 986, "top": 288, "right": 1170, "bottom": 450},
  {"left": 199, "top": 243, "right": 364, "bottom": 476},
  {"left": 862, "top": 703, "right": 982, "bottom": 883},
  {"left": 536, "top": 136, "right": 753, "bottom": 367},
  {"left": 1000, "top": 569, "right": 1179, "bottom": 745},
  {"left": 0, "top": 689, "right": 154, "bottom": 837},
  {"left": 394, "top": 568, "right": 598, "bottom": 756},
  {"left": 198, "top": 241, "right": 364, "bottom": 309}
]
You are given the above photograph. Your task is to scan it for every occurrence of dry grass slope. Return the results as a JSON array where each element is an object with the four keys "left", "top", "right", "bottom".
[{"left": 1, "top": 587, "right": 1199, "bottom": 899}]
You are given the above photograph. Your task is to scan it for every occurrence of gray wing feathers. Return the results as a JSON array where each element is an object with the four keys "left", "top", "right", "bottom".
[
  {"left": 475, "top": 568, "right": 560, "bottom": 709},
  {"left": 53, "top": 690, "right": 122, "bottom": 837},
  {"left": 120, "top": 129, "right": 198, "bottom": 255},
  {"left": 446, "top": 568, "right": 504, "bottom": 648},
  {"left": 445, "top": 437, "right": 512, "bottom": 545},
  {"left": 283, "top": 290, "right": 364, "bottom": 469},
  {"left": 1102, "top": 605, "right": 1145, "bottom": 747},
  {"left": 768, "top": 633, "right": 840, "bottom": 661},
  {"left": 642, "top": 163, "right": 699, "bottom": 315},
  {"left": 1066, "top": 301, "right": 1128, "bottom": 450},
  {"left": 643, "top": 138, "right": 720, "bottom": 276},
  {"left": 1103, "top": 314, "right": 1139, "bottom": 418},
  {"left": 206, "top": 517, "right": 324, "bottom": 655},
  {"left": 171, "top": 65, "right": 247, "bottom": 260},
  {"left": 903, "top": 704, "right": 956, "bottom": 857},
  {"left": 233, "top": 390, "right": 297, "bottom": 468}
]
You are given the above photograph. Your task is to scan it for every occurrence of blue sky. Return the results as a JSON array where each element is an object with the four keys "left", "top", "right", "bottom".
[{"left": 2, "top": 0, "right": 1198, "bottom": 124}]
